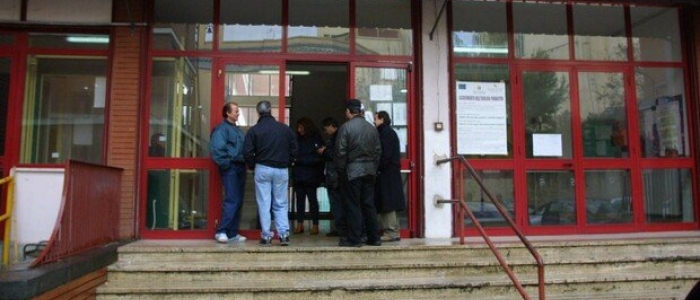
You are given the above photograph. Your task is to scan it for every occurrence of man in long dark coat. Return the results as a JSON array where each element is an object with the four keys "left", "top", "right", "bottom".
[{"left": 374, "top": 111, "right": 406, "bottom": 242}]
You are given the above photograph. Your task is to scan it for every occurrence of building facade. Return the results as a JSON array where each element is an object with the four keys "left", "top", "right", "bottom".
[{"left": 0, "top": 0, "right": 698, "bottom": 240}]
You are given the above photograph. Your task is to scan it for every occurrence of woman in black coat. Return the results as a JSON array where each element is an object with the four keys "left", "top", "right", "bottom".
[
  {"left": 374, "top": 111, "right": 406, "bottom": 242},
  {"left": 292, "top": 117, "right": 325, "bottom": 235}
]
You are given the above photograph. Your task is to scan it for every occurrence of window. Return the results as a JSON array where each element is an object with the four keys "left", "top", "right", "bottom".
[
  {"left": 289, "top": 0, "right": 350, "bottom": 54},
  {"left": 452, "top": 1, "right": 507, "bottom": 58},
  {"left": 356, "top": 0, "right": 413, "bottom": 56},
  {"left": 153, "top": 0, "right": 213, "bottom": 51},
  {"left": 573, "top": 4, "right": 627, "bottom": 61},
  {"left": 513, "top": 2, "right": 569, "bottom": 60},
  {"left": 21, "top": 57, "right": 107, "bottom": 164},
  {"left": 219, "top": 0, "right": 282, "bottom": 52},
  {"left": 631, "top": 7, "right": 682, "bottom": 62}
]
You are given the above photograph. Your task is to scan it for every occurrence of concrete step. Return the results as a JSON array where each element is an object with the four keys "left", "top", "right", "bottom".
[{"left": 96, "top": 237, "right": 700, "bottom": 300}]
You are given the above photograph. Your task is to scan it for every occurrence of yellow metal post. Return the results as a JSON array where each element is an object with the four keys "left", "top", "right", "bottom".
[{"left": 0, "top": 176, "right": 14, "bottom": 266}]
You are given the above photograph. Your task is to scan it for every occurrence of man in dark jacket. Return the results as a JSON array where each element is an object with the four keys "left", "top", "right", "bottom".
[
  {"left": 335, "top": 99, "right": 382, "bottom": 247},
  {"left": 317, "top": 117, "right": 346, "bottom": 237},
  {"left": 244, "top": 101, "right": 298, "bottom": 246},
  {"left": 210, "top": 102, "right": 247, "bottom": 243},
  {"left": 374, "top": 111, "right": 406, "bottom": 242}
]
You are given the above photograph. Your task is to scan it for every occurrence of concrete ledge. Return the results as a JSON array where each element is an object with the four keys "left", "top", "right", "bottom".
[{"left": 0, "top": 242, "right": 122, "bottom": 300}]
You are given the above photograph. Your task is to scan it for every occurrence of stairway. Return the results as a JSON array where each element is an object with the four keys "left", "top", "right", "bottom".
[{"left": 96, "top": 236, "right": 700, "bottom": 299}]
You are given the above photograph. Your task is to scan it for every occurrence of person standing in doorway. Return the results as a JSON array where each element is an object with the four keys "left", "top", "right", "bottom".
[
  {"left": 374, "top": 111, "right": 406, "bottom": 242},
  {"left": 244, "top": 101, "right": 298, "bottom": 246},
  {"left": 335, "top": 98, "right": 382, "bottom": 247},
  {"left": 317, "top": 117, "right": 346, "bottom": 237},
  {"left": 210, "top": 102, "right": 247, "bottom": 243},
  {"left": 292, "top": 117, "right": 325, "bottom": 235}
]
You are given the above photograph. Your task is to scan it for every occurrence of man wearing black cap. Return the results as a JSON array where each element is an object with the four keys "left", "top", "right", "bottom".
[{"left": 334, "top": 98, "right": 382, "bottom": 247}]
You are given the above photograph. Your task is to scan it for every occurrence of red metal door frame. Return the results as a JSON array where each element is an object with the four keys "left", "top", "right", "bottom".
[{"left": 349, "top": 62, "right": 420, "bottom": 238}]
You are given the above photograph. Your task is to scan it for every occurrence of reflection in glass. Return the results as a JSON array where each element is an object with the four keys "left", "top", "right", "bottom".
[
  {"left": 636, "top": 67, "right": 687, "bottom": 158},
  {"left": 219, "top": 0, "right": 282, "bottom": 52},
  {"left": 631, "top": 7, "right": 682, "bottom": 62},
  {"left": 573, "top": 5, "right": 627, "bottom": 61},
  {"left": 643, "top": 169, "right": 693, "bottom": 223},
  {"left": 21, "top": 57, "right": 107, "bottom": 164},
  {"left": 524, "top": 71, "right": 571, "bottom": 158},
  {"left": 0, "top": 58, "right": 8, "bottom": 156},
  {"left": 150, "top": 57, "right": 211, "bottom": 158},
  {"left": 354, "top": 67, "right": 408, "bottom": 156},
  {"left": 289, "top": 0, "right": 349, "bottom": 54},
  {"left": 29, "top": 33, "right": 110, "bottom": 50},
  {"left": 153, "top": 0, "right": 213, "bottom": 51},
  {"left": 464, "top": 170, "right": 514, "bottom": 227},
  {"left": 527, "top": 171, "right": 575, "bottom": 226},
  {"left": 585, "top": 170, "right": 632, "bottom": 224},
  {"left": 579, "top": 72, "right": 628, "bottom": 158},
  {"left": 455, "top": 64, "right": 511, "bottom": 158},
  {"left": 513, "top": 2, "right": 569, "bottom": 60},
  {"left": 224, "top": 65, "right": 286, "bottom": 127},
  {"left": 146, "top": 169, "right": 209, "bottom": 230},
  {"left": 356, "top": 0, "right": 412, "bottom": 56},
  {"left": 452, "top": 1, "right": 507, "bottom": 58}
]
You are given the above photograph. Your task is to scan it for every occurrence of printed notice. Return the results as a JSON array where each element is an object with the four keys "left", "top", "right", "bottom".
[
  {"left": 532, "top": 133, "right": 563, "bottom": 157},
  {"left": 456, "top": 81, "right": 508, "bottom": 155}
]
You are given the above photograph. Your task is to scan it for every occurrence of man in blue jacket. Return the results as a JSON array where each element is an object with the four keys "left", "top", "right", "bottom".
[
  {"left": 210, "top": 102, "right": 247, "bottom": 243},
  {"left": 244, "top": 101, "right": 298, "bottom": 246}
]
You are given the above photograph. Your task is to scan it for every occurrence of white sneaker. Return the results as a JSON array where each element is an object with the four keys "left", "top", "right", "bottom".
[
  {"left": 214, "top": 232, "right": 229, "bottom": 243},
  {"left": 230, "top": 234, "right": 247, "bottom": 242}
]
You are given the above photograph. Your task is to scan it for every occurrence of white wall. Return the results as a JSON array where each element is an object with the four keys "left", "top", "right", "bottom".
[
  {"left": 10, "top": 167, "right": 64, "bottom": 262},
  {"left": 421, "top": 0, "right": 453, "bottom": 238}
]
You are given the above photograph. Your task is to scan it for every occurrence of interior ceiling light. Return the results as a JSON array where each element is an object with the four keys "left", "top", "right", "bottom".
[
  {"left": 66, "top": 36, "right": 110, "bottom": 44},
  {"left": 259, "top": 70, "right": 310, "bottom": 75},
  {"left": 453, "top": 46, "right": 508, "bottom": 54}
]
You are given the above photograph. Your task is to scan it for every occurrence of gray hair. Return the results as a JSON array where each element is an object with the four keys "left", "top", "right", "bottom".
[{"left": 256, "top": 101, "right": 271, "bottom": 115}]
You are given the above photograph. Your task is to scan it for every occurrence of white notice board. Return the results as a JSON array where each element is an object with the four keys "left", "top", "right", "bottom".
[{"left": 456, "top": 81, "right": 508, "bottom": 155}]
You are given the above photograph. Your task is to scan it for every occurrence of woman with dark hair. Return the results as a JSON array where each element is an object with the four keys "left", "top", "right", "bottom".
[{"left": 292, "top": 117, "right": 325, "bottom": 235}]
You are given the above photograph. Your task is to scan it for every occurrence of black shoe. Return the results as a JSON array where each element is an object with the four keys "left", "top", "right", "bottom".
[
  {"left": 365, "top": 240, "right": 382, "bottom": 246},
  {"left": 338, "top": 238, "right": 362, "bottom": 247},
  {"left": 325, "top": 231, "right": 341, "bottom": 237},
  {"left": 279, "top": 235, "right": 290, "bottom": 246},
  {"left": 259, "top": 237, "right": 272, "bottom": 247},
  {"left": 380, "top": 236, "right": 401, "bottom": 242}
]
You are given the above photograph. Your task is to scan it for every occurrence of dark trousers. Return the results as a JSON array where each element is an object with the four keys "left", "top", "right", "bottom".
[
  {"left": 294, "top": 185, "right": 320, "bottom": 225},
  {"left": 341, "top": 175, "right": 379, "bottom": 244},
  {"left": 216, "top": 164, "right": 246, "bottom": 237},
  {"left": 328, "top": 185, "right": 347, "bottom": 234}
]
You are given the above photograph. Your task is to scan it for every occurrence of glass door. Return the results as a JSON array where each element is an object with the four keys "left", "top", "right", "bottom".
[
  {"left": 0, "top": 56, "right": 10, "bottom": 176},
  {"left": 351, "top": 63, "right": 417, "bottom": 237},
  {"left": 520, "top": 65, "right": 638, "bottom": 233},
  {"left": 216, "top": 62, "right": 287, "bottom": 235}
]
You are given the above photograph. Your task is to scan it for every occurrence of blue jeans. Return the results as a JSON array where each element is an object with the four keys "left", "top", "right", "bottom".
[
  {"left": 216, "top": 164, "right": 246, "bottom": 238},
  {"left": 254, "top": 164, "right": 290, "bottom": 239}
]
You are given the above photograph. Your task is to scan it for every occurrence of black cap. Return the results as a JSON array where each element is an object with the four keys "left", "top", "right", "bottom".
[{"left": 346, "top": 98, "right": 362, "bottom": 110}]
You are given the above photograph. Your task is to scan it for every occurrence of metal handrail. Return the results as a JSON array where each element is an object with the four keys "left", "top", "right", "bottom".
[
  {"left": 437, "top": 156, "right": 545, "bottom": 300},
  {"left": 0, "top": 175, "right": 15, "bottom": 266}
]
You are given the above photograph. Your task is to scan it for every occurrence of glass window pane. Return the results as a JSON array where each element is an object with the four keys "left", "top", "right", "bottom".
[
  {"left": 354, "top": 67, "right": 408, "bottom": 156},
  {"left": 631, "top": 7, "right": 682, "bottom": 62},
  {"left": 0, "top": 34, "right": 15, "bottom": 45},
  {"left": 636, "top": 67, "right": 687, "bottom": 158},
  {"left": 585, "top": 170, "right": 632, "bottom": 224},
  {"left": 146, "top": 169, "right": 209, "bottom": 230},
  {"left": 0, "top": 58, "right": 8, "bottom": 156},
  {"left": 524, "top": 71, "right": 571, "bottom": 159},
  {"left": 219, "top": 0, "right": 282, "bottom": 52},
  {"left": 643, "top": 168, "right": 693, "bottom": 223},
  {"left": 452, "top": 1, "right": 507, "bottom": 58},
  {"left": 574, "top": 5, "right": 627, "bottom": 61},
  {"left": 356, "top": 0, "right": 412, "bottom": 56},
  {"left": 454, "top": 64, "right": 511, "bottom": 158},
  {"left": 153, "top": 0, "right": 213, "bottom": 51},
  {"left": 0, "top": 0, "right": 20, "bottom": 21},
  {"left": 513, "top": 2, "right": 569, "bottom": 60},
  {"left": 527, "top": 171, "right": 576, "bottom": 226},
  {"left": 27, "top": 0, "right": 111, "bottom": 23},
  {"left": 579, "top": 72, "right": 628, "bottom": 158},
  {"left": 289, "top": 0, "right": 349, "bottom": 54},
  {"left": 21, "top": 56, "right": 107, "bottom": 164},
  {"left": 29, "top": 33, "right": 110, "bottom": 50},
  {"left": 150, "top": 57, "right": 212, "bottom": 158},
  {"left": 224, "top": 65, "right": 285, "bottom": 127},
  {"left": 464, "top": 170, "right": 514, "bottom": 227}
]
